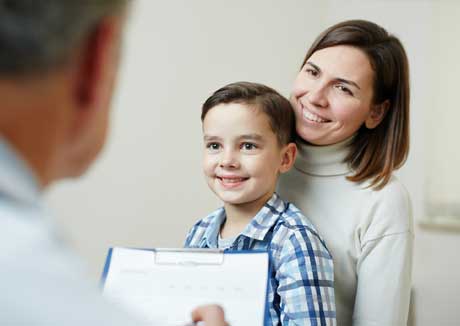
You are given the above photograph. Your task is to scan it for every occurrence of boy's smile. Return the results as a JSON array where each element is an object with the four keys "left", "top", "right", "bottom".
[
  {"left": 202, "top": 103, "right": 289, "bottom": 213},
  {"left": 217, "top": 175, "right": 249, "bottom": 189}
]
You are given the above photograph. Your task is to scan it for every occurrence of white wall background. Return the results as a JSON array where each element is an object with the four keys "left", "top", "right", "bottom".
[{"left": 45, "top": 1, "right": 460, "bottom": 325}]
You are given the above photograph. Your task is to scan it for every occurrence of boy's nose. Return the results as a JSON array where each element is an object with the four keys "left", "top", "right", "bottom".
[{"left": 219, "top": 150, "right": 240, "bottom": 169}]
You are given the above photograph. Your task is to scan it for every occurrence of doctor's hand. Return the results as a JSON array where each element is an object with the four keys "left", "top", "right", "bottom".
[{"left": 191, "top": 304, "right": 228, "bottom": 326}]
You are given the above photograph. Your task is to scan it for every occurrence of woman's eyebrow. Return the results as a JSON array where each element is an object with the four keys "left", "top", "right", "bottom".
[
  {"left": 307, "top": 60, "right": 361, "bottom": 90},
  {"left": 306, "top": 61, "right": 320, "bottom": 71},
  {"left": 336, "top": 78, "right": 361, "bottom": 90}
]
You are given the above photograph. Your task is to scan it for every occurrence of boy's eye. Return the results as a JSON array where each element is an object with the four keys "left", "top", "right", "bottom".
[
  {"left": 241, "top": 142, "right": 257, "bottom": 150},
  {"left": 206, "top": 142, "right": 221, "bottom": 150}
]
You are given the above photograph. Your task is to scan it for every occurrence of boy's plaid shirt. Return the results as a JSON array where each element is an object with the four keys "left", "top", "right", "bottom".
[{"left": 184, "top": 193, "right": 336, "bottom": 326}]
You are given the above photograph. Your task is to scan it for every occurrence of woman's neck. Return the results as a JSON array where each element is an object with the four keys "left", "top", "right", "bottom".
[{"left": 294, "top": 136, "right": 353, "bottom": 177}]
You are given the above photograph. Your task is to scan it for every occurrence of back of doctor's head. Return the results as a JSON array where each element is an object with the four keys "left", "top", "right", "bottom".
[{"left": 0, "top": 0, "right": 128, "bottom": 77}]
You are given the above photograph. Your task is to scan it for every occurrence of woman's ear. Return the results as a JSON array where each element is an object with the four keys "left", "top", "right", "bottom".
[
  {"left": 365, "top": 99, "right": 390, "bottom": 129},
  {"left": 279, "top": 143, "right": 297, "bottom": 174}
]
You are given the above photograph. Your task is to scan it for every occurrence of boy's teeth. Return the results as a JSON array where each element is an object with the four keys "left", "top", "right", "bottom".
[
  {"left": 303, "top": 109, "right": 328, "bottom": 123},
  {"left": 221, "top": 177, "right": 244, "bottom": 183}
]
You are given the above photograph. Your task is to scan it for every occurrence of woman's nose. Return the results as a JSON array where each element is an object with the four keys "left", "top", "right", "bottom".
[{"left": 306, "top": 83, "right": 328, "bottom": 108}]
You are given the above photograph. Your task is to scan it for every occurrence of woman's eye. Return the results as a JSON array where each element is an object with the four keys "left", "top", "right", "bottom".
[
  {"left": 306, "top": 68, "right": 318, "bottom": 77},
  {"left": 241, "top": 142, "right": 257, "bottom": 150},
  {"left": 206, "top": 143, "right": 220, "bottom": 150},
  {"left": 337, "top": 85, "right": 353, "bottom": 96}
]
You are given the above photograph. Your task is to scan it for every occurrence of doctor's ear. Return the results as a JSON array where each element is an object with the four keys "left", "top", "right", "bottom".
[
  {"left": 365, "top": 100, "right": 390, "bottom": 129},
  {"left": 74, "top": 16, "right": 122, "bottom": 111}
]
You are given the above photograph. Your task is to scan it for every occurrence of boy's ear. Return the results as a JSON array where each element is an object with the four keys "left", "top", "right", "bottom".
[
  {"left": 279, "top": 143, "right": 297, "bottom": 174},
  {"left": 365, "top": 99, "right": 390, "bottom": 129}
]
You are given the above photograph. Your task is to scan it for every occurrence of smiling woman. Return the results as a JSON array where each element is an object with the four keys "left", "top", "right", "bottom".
[
  {"left": 278, "top": 20, "right": 413, "bottom": 326},
  {"left": 291, "top": 45, "right": 381, "bottom": 146}
]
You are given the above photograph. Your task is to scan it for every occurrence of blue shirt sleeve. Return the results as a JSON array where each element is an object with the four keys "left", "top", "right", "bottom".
[{"left": 274, "top": 226, "right": 336, "bottom": 325}]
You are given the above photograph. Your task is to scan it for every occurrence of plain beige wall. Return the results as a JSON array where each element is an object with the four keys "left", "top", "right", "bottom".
[
  {"left": 411, "top": 3, "right": 460, "bottom": 325},
  {"left": 46, "top": 0, "right": 328, "bottom": 270},
  {"left": 45, "top": 1, "right": 460, "bottom": 325}
]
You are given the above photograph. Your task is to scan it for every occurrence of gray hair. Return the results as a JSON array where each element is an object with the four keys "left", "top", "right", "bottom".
[{"left": 0, "top": 0, "right": 128, "bottom": 76}]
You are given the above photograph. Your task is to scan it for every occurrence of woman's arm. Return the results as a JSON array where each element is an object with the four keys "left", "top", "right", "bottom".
[
  {"left": 354, "top": 232, "right": 413, "bottom": 326},
  {"left": 353, "top": 183, "right": 414, "bottom": 326}
]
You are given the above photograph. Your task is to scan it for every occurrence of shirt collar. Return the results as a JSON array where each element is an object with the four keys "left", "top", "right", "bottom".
[
  {"left": 202, "top": 207, "right": 226, "bottom": 248},
  {"left": 240, "top": 193, "right": 286, "bottom": 241},
  {"left": 202, "top": 193, "right": 287, "bottom": 248},
  {"left": 0, "top": 137, "right": 42, "bottom": 206}
]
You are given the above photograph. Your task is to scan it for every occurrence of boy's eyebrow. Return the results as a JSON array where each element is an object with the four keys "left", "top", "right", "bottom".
[
  {"left": 238, "top": 134, "right": 264, "bottom": 141},
  {"left": 203, "top": 135, "right": 221, "bottom": 141},
  {"left": 306, "top": 61, "right": 361, "bottom": 90},
  {"left": 203, "top": 134, "right": 264, "bottom": 141}
]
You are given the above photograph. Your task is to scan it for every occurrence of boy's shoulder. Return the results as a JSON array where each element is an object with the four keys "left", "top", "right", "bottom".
[
  {"left": 275, "top": 201, "right": 320, "bottom": 235},
  {"left": 272, "top": 199, "right": 330, "bottom": 255}
]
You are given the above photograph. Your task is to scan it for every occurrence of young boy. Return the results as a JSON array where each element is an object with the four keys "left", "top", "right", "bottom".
[{"left": 185, "top": 82, "right": 336, "bottom": 326}]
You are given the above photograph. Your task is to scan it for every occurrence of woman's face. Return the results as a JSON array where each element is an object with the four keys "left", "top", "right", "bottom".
[{"left": 291, "top": 45, "right": 379, "bottom": 146}]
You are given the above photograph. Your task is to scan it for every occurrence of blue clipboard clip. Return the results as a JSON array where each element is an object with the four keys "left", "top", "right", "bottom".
[{"left": 152, "top": 248, "right": 225, "bottom": 266}]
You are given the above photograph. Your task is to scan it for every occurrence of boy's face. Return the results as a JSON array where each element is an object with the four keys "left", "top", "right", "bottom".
[{"left": 202, "top": 103, "right": 291, "bottom": 211}]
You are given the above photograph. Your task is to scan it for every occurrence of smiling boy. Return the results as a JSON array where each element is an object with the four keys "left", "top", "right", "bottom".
[{"left": 185, "top": 82, "right": 336, "bottom": 325}]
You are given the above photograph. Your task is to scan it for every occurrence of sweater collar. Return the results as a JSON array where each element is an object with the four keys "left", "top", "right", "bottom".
[{"left": 294, "top": 136, "right": 353, "bottom": 177}]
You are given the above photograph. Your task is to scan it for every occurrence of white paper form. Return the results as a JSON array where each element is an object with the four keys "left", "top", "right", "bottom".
[{"left": 102, "top": 247, "right": 269, "bottom": 326}]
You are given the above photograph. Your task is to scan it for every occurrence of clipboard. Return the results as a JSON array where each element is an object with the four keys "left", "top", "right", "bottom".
[{"left": 101, "top": 247, "right": 270, "bottom": 326}]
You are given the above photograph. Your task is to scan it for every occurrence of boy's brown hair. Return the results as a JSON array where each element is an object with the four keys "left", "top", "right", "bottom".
[{"left": 201, "top": 81, "right": 295, "bottom": 146}]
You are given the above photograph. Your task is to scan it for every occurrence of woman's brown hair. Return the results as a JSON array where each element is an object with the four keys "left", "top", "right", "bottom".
[{"left": 301, "top": 19, "right": 410, "bottom": 189}]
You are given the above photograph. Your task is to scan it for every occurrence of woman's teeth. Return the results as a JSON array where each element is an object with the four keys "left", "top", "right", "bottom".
[{"left": 303, "top": 108, "right": 329, "bottom": 123}]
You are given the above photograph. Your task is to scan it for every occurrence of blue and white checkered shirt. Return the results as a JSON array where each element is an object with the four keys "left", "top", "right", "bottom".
[{"left": 185, "top": 193, "right": 336, "bottom": 326}]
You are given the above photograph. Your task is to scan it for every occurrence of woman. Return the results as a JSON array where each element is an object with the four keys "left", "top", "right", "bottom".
[{"left": 278, "top": 20, "right": 413, "bottom": 326}]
